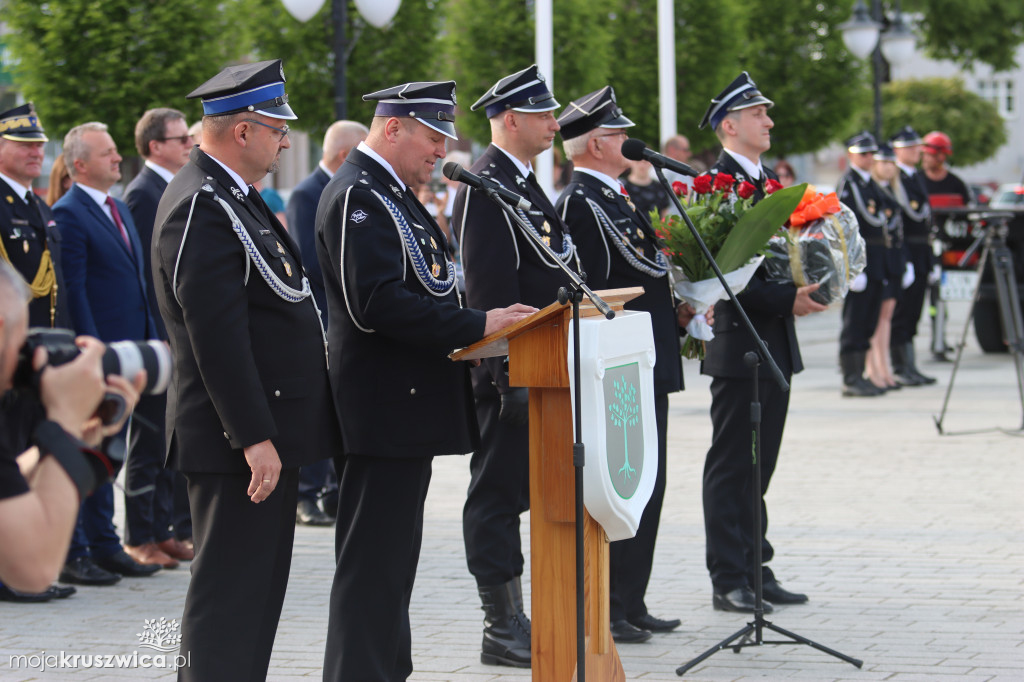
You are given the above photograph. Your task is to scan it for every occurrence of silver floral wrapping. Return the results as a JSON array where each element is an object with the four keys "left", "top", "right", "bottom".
[{"left": 763, "top": 205, "right": 866, "bottom": 305}]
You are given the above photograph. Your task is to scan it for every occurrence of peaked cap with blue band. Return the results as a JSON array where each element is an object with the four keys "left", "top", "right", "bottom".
[
  {"left": 188, "top": 59, "right": 296, "bottom": 120},
  {"left": 698, "top": 71, "right": 774, "bottom": 130},
  {"left": 889, "top": 125, "right": 923, "bottom": 148},
  {"left": 556, "top": 86, "right": 634, "bottom": 141},
  {"left": 873, "top": 142, "right": 896, "bottom": 162},
  {"left": 471, "top": 65, "right": 559, "bottom": 118},
  {"left": 0, "top": 103, "right": 48, "bottom": 142},
  {"left": 363, "top": 81, "right": 458, "bottom": 140},
  {"left": 846, "top": 130, "right": 878, "bottom": 154}
]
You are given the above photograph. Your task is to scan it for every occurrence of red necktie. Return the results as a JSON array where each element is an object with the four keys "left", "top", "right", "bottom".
[{"left": 105, "top": 196, "right": 131, "bottom": 249}]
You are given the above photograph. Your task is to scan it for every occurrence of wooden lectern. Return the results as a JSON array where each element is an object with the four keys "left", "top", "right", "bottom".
[{"left": 453, "top": 287, "right": 643, "bottom": 682}]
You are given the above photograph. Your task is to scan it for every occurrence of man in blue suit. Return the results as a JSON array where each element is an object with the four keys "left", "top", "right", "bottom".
[
  {"left": 286, "top": 119, "right": 366, "bottom": 526},
  {"left": 122, "top": 108, "right": 195, "bottom": 566},
  {"left": 53, "top": 121, "right": 161, "bottom": 585}
]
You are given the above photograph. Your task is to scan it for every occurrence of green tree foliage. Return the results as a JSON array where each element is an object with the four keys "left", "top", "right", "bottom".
[
  {"left": 605, "top": 0, "right": 744, "bottom": 155},
  {"left": 244, "top": 0, "right": 444, "bottom": 138},
  {"left": 4, "top": 0, "right": 237, "bottom": 152},
  {"left": 872, "top": 77, "right": 1006, "bottom": 167},
  {"left": 444, "top": 0, "right": 616, "bottom": 146},
  {"left": 908, "top": 0, "right": 1024, "bottom": 71},
  {"left": 737, "top": 0, "right": 868, "bottom": 157}
]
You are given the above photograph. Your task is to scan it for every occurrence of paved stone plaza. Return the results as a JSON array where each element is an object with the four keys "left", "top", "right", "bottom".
[{"left": 1, "top": 302, "right": 1022, "bottom": 680}]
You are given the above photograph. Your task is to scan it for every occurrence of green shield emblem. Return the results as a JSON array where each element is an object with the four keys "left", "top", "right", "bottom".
[{"left": 603, "top": 362, "right": 644, "bottom": 499}]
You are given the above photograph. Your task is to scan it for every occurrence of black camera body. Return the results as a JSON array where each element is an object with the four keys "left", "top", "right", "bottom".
[{"left": 14, "top": 328, "right": 172, "bottom": 426}]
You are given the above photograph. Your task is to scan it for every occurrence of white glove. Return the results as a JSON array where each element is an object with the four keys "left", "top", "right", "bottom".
[
  {"left": 901, "top": 262, "right": 915, "bottom": 289},
  {"left": 928, "top": 264, "right": 942, "bottom": 285},
  {"left": 850, "top": 272, "right": 868, "bottom": 293}
]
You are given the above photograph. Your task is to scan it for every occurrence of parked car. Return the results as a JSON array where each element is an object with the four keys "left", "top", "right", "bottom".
[{"left": 990, "top": 183, "right": 1024, "bottom": 210}]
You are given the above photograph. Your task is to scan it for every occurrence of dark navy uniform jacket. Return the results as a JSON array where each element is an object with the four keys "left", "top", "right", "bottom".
[
  {"left": 452, "top": 144, "right": 577, "bottom": 395},
  {"left": 557, "top": 169, "right": 683, "bottom": 396},
  {"left": 153, "top": 147, "right": 340, "bottom": 473},
  {"left": 702, "top": 152, "right": 802, "bottom": 379},
  {"left": 837, "top": 167, "right": 890, "bottom": 281},
  {"left": 316, "top": 147, "right": 486, "bottom": 458},
  {"left": 0, "top": 178, "right": 70, "bottom": 328}
]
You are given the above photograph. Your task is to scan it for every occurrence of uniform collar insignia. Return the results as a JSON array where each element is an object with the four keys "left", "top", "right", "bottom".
[
  {"left": 515, "top": 175, "right": 526, "bottom": 186},
  {"left": 601, "top": 186, "right": 616, "bottom": 200},
  {"left": 390, "top": 184, "right": 402, "bottom": 198},
  {"left": 230, "top": 186, "right": 244, "bottom": 201}
]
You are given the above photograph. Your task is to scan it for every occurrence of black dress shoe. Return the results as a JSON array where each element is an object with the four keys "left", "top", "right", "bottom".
[
  {"left": 59, "top": 557, "right": 121, "bottom": 586},
  {"left": 610, "top": 620, "right": 652, "bottom": 643},
  {"left": 712, "top": 587, "right": 773, "bottom": 614},
  {"left": 762, "top": 580, "right": 808, "bottom": 605},
  {"left": 296, "top": 498, "right": 334, "bottom": 526},
  {"left": 629, "top": 613, "right": 681, "bottom": 633},
  {"left": 0, "top": 584, "right": 54, "bottom": 602},
  {"left": 93, "top": 550, "right": 160, "bottom": 577}
]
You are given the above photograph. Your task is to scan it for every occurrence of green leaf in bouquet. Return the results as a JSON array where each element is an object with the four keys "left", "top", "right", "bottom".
[{"left": 714, "top": 183, "right": 808, "bottom": 273}]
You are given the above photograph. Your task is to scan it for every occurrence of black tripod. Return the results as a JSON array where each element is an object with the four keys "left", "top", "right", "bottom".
[
  {"left": 633, "top": 159, "right": 862, "bottom": 675},
  {"left": 676, "top": 353, "right": 863, "bottom": 674},
  {"left": 935, "top": 212, "right": 1024, "bottom": 435}
]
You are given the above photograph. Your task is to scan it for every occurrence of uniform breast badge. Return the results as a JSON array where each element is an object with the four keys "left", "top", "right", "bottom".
[
  {"left": 5, "top": 196, "right": 13, "bottom": 204},
  {"left": 283, "top": 260, "right": 293, "bottom": 277},
  {"left": 430, "top": 236, "right": 437, "bottom": 250},
  {"left": 541, "top": 220, "right": 551, "bottom": 235},
  {"left": 23, "top": 240, "right": 29, "bottom": 253},
  {"left": 431, "top": 258, "right": 441, "bottom": 278},
  {"left": 275, "top": 241, "right": 286, "bottom": 255},
  {"left": 542, "top": 235, "right": 551, "bottom": 247}
]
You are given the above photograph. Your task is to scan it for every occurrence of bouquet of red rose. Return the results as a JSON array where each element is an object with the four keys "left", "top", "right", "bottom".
[{"left": 652, "top": 174, "right": 807, "bottom": 359}]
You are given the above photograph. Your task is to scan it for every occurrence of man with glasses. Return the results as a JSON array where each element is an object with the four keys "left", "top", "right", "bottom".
[
  {"left": 152, "top": 59, "right": 341, "bottom": 680},
  {"left": 556, "top": 85, "right": 692, "bottom": 644},
  {"left": 453, "top": 65, "right": 578, "bottom": 668},
  {"left": 122, "top": 108, "right": 194, "bottom": 571}
]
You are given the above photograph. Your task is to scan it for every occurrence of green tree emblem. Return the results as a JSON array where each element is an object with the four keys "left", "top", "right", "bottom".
[{"left": 608, "top": 378, "right": 639, "bottom": 480}]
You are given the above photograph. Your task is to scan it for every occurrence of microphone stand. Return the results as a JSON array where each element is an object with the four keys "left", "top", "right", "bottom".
[
  {"left": 647, "top": 168, "right": 862, "bottom": 675},
  {"left": 479, "top": 186, "right": 614, "bottom": 682}
]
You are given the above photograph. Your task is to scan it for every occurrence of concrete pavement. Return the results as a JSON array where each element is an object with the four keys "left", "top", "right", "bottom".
[{"left": 1, "top": 301, "right": 1022, "bottom": 680}]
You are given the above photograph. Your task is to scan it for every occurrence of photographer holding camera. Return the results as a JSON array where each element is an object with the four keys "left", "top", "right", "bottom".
[{"left": 0, "top": 260, "right": 142, "bottom": 594}]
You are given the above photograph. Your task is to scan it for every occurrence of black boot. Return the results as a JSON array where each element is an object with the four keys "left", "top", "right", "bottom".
[
  {"left": 891, "top": 343, "right": 924, "bottom": 386},
  {"left": 903, "top": 342, "right": 937, "bottom": 384},
  {"left": 840, "top": 351, "right": 884, "bottom": 397},
  {"left": 479, "top": 578, "right": 531, "bottom": 668}
]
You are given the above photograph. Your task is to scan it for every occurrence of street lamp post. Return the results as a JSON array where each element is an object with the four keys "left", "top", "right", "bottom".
[
  {"left": 281, "top": 0, "right": 402, "bottom": 121},
  {"left": 840, "top": 0, "right": 916, "bottom": 141}
]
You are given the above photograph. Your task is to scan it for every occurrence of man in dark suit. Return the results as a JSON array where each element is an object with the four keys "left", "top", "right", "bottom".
[
  {"left": 889, "top": 126, "right": 937, "bottom": 386},
  {"left": 452, "top": 65, "right": 577, "bottom": 668},
  {"left": 122, "top": 107, "right": 195, "bottom": 567},
  {"left": 837, "top": 131, "right": 889, "bottom": 397},
  {"left": 556, "top": 86, "right": 694, "bottom": 643},
  {"left": 54, "top": 121, "right": 162, "bottom": 586},
  {"left": 152, "top": 60, "right": 342, "bottom": 681},
  {"left": 317, "top": 80, "right": 535, "bottom": 681},
  {"left": 286, "top": 119, "right": 367, "bottom": 527},
  {"left": 698, "top": 73, "right": 826, "bottom": 613}
]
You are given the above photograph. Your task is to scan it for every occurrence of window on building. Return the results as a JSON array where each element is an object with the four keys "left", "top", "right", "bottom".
[{"left": 977, "top": 78, "right": 1017, "bottom": 119}]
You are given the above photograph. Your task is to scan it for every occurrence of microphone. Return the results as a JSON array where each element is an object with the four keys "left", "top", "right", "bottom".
[
  {"left": 442, "top": 162, "right": 532, "bottom": 211},
  {"left": 621, "top": 138, "right": 699, "bottom": 178}
]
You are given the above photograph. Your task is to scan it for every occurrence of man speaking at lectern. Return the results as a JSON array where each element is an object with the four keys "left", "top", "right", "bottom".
[
  {"left": 452, "top": 64, "right": 579, "bottom": 668},
  {"left": 555, "top": 85, "right": 698, "bottom": 643},
  {"left": 315, "top": 80, "right": 534, "bottom": 681}
]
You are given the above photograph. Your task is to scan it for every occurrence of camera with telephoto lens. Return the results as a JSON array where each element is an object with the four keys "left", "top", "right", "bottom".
[{"left": 13, "top": 328, "right": 172, "bottom": 426}]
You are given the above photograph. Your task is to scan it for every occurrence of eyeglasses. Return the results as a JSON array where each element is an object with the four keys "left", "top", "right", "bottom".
[
  {"left": 243, "top": 118, "right": 290, "bottom": 141},
  {"left": 156, "top": 135, "right": 192, "bottom": 144}
]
